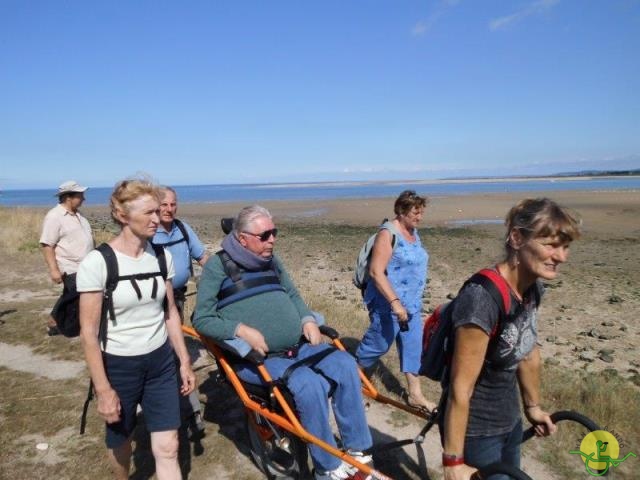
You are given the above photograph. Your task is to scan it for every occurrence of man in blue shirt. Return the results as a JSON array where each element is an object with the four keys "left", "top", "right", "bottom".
[
  {"left": 154, "top": 187, "right": 209, "bottom": 311},
  {"left": 153, "top": 186, "right": 209, "bottom": 436}
]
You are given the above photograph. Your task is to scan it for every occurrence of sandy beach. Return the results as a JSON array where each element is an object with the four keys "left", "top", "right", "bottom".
[{"left": 1, "top": 188, "right": 638, "bottom": 479}]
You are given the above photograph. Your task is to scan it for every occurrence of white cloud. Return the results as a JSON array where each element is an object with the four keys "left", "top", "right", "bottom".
[
  {"left": 411, "top": 21, "right": 428, "bottom": 36},
  {"left": 411, "top": 0, "right": 460, "bottom": 37},
  {"left": 489, "top": 0, "right": 560, "bottom": 31}
]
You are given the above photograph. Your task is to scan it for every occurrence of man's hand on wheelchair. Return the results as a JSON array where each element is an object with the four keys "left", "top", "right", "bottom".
[
  {"left": 302, "top": 321, "right": 322, "bottom": 345},
  {"left": 236, "top": 323, "right": 269, "bottom": 357}
]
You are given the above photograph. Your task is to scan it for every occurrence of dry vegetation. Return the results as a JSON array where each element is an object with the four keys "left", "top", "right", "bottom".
[{"left": 1, "top": 200, "right": 638, "bottom": 479}]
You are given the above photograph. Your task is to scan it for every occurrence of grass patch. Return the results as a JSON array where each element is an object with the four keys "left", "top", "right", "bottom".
[
  {"left": 536, "top": 363, "right": 639, "bottom": 479},
  {"left": 0, "top": 207, "right": 45, "bottom": 253}
]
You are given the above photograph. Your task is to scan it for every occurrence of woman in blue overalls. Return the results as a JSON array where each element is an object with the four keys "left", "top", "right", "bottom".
[{"left": 356, "top": 190, "right": 435, "bottom": 412}]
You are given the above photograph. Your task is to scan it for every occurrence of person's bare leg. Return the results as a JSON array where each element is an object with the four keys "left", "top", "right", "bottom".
[
  {"left": 151, "top": 430, "right": 181, "bottom": 480},
  {"left": 405, "top": 373, "right": 436, "bottom": 411},
  {"left": 107, "top": 439, "right": 132, "bottom": 480}
]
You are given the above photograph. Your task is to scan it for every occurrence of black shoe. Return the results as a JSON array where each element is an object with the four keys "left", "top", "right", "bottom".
[{"left": 47, "top": 325, "right": 60, "bottom": 336}]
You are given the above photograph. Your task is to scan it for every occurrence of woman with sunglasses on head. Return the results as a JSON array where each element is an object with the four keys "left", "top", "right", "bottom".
[
  {"left": 77, "top": 178, "right": 196, "bottom": 480},
  {"left": 356, "top": 190, "right": 436, "bottom": 412},
  {"left": 441, "top": 198, "right": 580, "bottom": 480}
]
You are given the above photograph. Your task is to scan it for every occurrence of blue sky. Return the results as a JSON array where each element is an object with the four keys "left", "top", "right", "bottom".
[{"left": 1, "top": 0, "right": 639, "bottom": 189}]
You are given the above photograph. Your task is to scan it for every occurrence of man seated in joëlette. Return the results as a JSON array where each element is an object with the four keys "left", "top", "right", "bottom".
[{"left": 192, "top": 205, "right": 373, "bottom": 480}]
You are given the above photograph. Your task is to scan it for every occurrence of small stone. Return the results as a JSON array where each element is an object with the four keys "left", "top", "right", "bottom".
[
  {"left": 579, "top": 351, "right": 595, "bottom": 362},
  {"left": 36, "top": 443, "right": 49, "bottom": 451},
  {"left": 599, "top": 352, "right": 614, "bottom": 363},
  {"left": 601, "top": 321, "right": 614, "bottom": 327},
  {"left": 546, "top": 336, "right": 557, "bottom": 343},
  {"left": 587, "top": 328, "right": 599, "bottom": 338},
  {"left": 598, "top": 348, "right": 615, "bottom": 355},
  {"left": 620, "top": 325, "right": 628, "bottom": 332},
  {"left": 608, "top": 295, "right": 624, "bottom": 304},
  {"left": 446, "top": 293, "right": 456, "bottom": 300},
  {"left": 598, "top": 334, "right": 615, "bottom": 340}
]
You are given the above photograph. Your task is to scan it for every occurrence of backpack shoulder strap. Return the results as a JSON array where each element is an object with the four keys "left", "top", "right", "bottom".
[
  {"left": 173, "top": 219, "right": 194, "bottom": 277},
  {"left": 466, "top": 268, "right": 511, "bottom": 337},
  {"left": 173, "top": 218, "right": 190, "bottom": 247},
  {"left": 95, "top": 243, "right": 118, "bottom": 349},
  {"left": 150, "top": 243, "right": 169, "bottom": 312},
  {"left": 380, "top": 219, "right": 400, "bottom": 250},
  {"left": 150, "top": 243, "right": 168, "bottom": 281},
  {"left": 96, "top": 243, "right": 119, "bottom": 294}
]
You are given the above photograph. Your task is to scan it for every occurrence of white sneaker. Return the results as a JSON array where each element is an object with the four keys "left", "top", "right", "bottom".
[
  {"left": 314, "top": 453, "right": 373, "bottom": 480},
  {"left": 314, "top": 461, "right": 353, "bottom": 480},
  {"left": 348, "top": 450, "right": 372, "bottom": 465},
  {"left": 344, "top": 450, "right": 373, "bottom": 477}
]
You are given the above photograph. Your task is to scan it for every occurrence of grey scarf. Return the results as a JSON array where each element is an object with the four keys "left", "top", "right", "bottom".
[{"left": 221, "top": 233, "right": 273, "bottom": 271}]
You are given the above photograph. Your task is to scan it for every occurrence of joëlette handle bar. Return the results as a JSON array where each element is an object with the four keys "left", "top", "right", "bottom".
[
  {"left": 522, "top": 410, "right": 601, "bottom": 443},
  {"left": 469, "top": 410, "right": 602, "bottom": 479}
]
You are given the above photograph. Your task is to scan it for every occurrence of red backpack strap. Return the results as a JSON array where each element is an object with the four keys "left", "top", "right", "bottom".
[
  {"left": 465, "top": 268, "right": 512, "bottom": 337},
  {"left": 476, "top": 268, "right": 511, "bottom": 313}
]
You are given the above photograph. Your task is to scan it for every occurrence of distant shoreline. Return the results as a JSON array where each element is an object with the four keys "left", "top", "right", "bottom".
[
  {"left": 3, "top": 174, "right": 640, "bottom": 192},
  {"left": 2, "top": 176, "right": 639, "bottom": 208}
]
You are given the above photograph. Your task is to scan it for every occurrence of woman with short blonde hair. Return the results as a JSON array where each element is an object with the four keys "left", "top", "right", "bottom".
[{"left": 78, "top": 177, "right": 195, "bottom": 480}]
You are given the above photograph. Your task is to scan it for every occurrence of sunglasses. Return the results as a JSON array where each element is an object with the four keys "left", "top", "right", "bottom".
[{"left": 243, "top": 228, "right": 278, "bottom": 242}]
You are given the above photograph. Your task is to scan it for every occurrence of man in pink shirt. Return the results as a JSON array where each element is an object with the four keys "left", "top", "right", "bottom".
[{"left": 40, "top": 180, "right": 94, "bottom": 336}]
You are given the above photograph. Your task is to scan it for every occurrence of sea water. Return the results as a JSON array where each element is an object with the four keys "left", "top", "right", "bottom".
[{"left": 2, "top": 177, "right": 639, "bottom": 207}]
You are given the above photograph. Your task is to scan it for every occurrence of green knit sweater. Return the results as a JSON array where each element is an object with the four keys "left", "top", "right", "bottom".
[{"left": 192, "top": 253, "right": 314, "bottom": 353}]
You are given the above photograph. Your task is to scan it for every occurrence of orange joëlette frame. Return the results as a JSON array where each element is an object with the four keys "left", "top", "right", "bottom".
[{"left": 182, "top": 325, "right": 430, "bottom": 480}]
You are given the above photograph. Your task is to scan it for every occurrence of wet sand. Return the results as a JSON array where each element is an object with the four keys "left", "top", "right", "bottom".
[{"left": 145, "top": 188, "right": 640, "bottom": 235}]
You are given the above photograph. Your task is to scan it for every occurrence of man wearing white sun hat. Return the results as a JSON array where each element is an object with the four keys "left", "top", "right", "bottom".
[{"left": 40, "top": 180, "right": 94, "bottom": 336}]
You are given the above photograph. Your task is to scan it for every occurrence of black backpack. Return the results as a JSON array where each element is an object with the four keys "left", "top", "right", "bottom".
[
  {"left": 80, "top": 242, "right": 168, "bottom": 434},
  {"left": 52, "top": 274, "right": 81, "bottom": 337}
]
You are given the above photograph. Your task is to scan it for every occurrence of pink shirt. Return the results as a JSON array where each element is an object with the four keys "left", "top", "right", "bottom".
[{"left": 40, "top": 204, "right": 94, "bottom": 274}]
